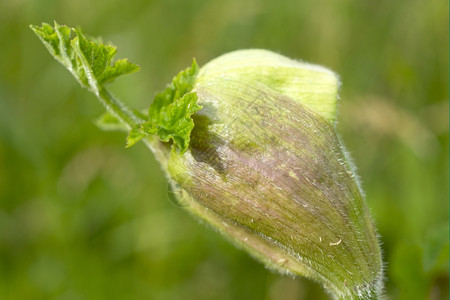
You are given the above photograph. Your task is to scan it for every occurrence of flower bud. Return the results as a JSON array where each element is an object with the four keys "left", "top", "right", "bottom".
[{"left": 161, "top": 50, "right": 383, "bottom": 299}]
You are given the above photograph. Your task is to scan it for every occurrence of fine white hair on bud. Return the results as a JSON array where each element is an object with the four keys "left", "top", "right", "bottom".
[{"left": 164, "top": 50, "right": 384, "bottom": 299}]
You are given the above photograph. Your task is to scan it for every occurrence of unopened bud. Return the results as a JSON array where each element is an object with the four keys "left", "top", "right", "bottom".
[{"left": 160, "top": 50, "right": 383, "bottom": 299}]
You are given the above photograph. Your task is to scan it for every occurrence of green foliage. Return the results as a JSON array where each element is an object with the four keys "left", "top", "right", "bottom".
[
  {"left": 127, "top": 60, "right": 202, "bottom": 153},
  {"left": 30, "top": 22, "right": 140, "bottom": 93},
  {"left": 31, "top": 22, "right": 202, "bottom": 154}
]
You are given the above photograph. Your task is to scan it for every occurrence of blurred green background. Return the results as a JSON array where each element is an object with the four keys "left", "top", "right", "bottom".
[{"left": 0, "top": 0, "right": 448, "bottom": 299}]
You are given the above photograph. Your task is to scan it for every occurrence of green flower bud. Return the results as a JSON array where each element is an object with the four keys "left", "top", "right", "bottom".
[{"left": 163, "top": 50, "right": 383, "bottom": 299}]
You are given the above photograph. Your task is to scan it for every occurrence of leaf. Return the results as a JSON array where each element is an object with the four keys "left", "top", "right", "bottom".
[
  {"left": 128, "top": 60, "right": 201, "bottom": 153},
  {"left": 126, "top": 122, "right": 158, "bottom": 148},
  {"left": 154, "top": 92, "right": 201, "bottom": 153},
  {"left": 32, "top": 22, "right": 201, "bottom": 153},
  {"left": 30, "top": 21, "right": 139, "bottom": 93},
  {"left": 149, "top": 59, "right": 199, "bottom": 121}
]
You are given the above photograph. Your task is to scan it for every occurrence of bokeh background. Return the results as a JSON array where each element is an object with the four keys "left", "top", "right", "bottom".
[{"left": 0, "top": 0, "right": 448, "bottom": 299}]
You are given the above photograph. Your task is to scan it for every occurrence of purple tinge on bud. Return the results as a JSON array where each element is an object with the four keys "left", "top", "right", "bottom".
[{"left": 165, "top": 50, "right": 383, "bottom": 299}]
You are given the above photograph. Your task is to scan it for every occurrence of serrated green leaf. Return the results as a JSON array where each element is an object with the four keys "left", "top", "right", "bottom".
[
  {"left": 128, "top": 60, "right": 201, "bottom": 153},
  {"left": 149, "top": 59, "right": 199, "bottom": 121},
  {"left": 30, "top": 22, "right": 80, "bottom": 84},
  {"left": 154, "top": 92, "right": 201, "bottom": 153},
  {"left": 126, "top": 128, "right": 146, "bottom": 148},
  {"left": 30, "top": 21, "right": 139, "bottom": 93},
  {"left": 173, "top": 59, "right": 199, "bottom": 97},
  {"left": 30, "top": 23, "right": 59, "bottom": 55},
  {"left": 129, "top": 92, "right": 201, "bottom": 153}
]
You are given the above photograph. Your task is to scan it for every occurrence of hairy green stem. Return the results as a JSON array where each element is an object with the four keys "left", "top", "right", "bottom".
[{"left": 96, "top": 88, "right": 142, "bottom": 129}]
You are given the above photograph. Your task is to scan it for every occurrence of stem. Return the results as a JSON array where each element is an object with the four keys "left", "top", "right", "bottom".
[
  {"left": 95, "top": 86, "right": 172, "bottom": 167},
  {"left": 97, "top": 87, "right": 143, "bottom": 129}
]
